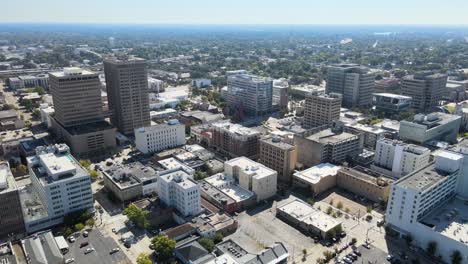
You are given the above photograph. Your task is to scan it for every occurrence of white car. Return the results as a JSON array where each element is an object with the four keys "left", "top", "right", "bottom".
[
  {"left": 84, "top": 248, "right": 95, "bottom": 254},
  {"left": 110, "top": 248, "right": 120, "bottom": 254},
  {"left": 65, "top": 258, "right": 75, "bottom": 264},
  {"left": 83, "top": 231, "right": 89, "bottom": 237},
  {"left": 68, "top": 236, "right": 75, "bottom": 243}
]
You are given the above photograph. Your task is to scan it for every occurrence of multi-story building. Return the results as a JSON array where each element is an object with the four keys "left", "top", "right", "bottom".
[
  {"left": 344, "top": 123, "right": 387, "bottom": 150},
  {"left": 104, "top": 57, "right": 151, "bottom": 135},
  {"left": 156, "top": 169, "right": 201, "bottom": 217},
  {"left": 134, "top": 119, "right": 185, "bottom": 154},
  {"left": 25, "top": 144, "right": 93, "bottom": 232},
  {"left": 211, "top": 121, "right": 261, "bottom": 159},
  {"left": 326, "top": 64, "right": 374, "bottom": 108},
  {"left": 372, "top": 93, "right": 413, "bottom": 113},
  {"left": 372, "top": 139, "right": 430, "bottom": 178},
  {"left": 225, "top": 73, "right": 273, "bottom": 116},
  {"left": 292, "top": 163, "right": 341, "bottom": 194},
  {"left": 224, "top": 157, "right": 277, "bottom": 202},
  {"left": 49, "top": 67, "right": 116, "bottom": 154},
  {"left": 399, "top": 112, "right": 461, "bottom": 144},
  {"left": 374, "top": 77, "right": 400, "bottom": 93},
  {"left": 0, "top": 162, "right": 25, "bottom": 240},
  {"left": 272, "top": 78, "right": 289, "bottom": 110},
  {"left": 385, "top": 150, "right": 468, "bottom": 263},
  {"left": 294, "top": 125, "right": 362, "bottom": 167},
  {"left": 303, "top": 92, "right": 341, "bottom": 129},
  {"left": 259, "top": 136, "right": 296, "bottom": 185},
  {"left": 401, "top": 71, "right": 447, "bottom": 111}
]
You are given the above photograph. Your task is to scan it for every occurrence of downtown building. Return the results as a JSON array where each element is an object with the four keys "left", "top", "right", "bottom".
[
  {"left": 134, "top": 119, "right": 185, "bottom": 154},
  {"left": 303, "top": 92, "right": 341, "bottom": 129},
  {"left": 49, "top": 67, "right": 116, "bottom": 155},
  {"left": 272, "top": 78, "right": 289, "bottom": 110},
  {"left": 211, "top": 121, "right": 261, "bottom": 159},
  {"left": 104, "top": 57, "right": 151, "bottom": 136},
  {"left": 225, "top": 73, "right": 273, "bottom": 116},
  {"left": 259, "top": 136, "right": 297, "bottom": 185},
  {"left": 401, "top": 71, "right": 447, "bottom": 112},
  {"left": 326, "top": 64, "right": 374, "bottom": 108}
]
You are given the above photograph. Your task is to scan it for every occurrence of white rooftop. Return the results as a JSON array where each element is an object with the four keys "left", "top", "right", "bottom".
[
  {"left": 39, "top": 152, "right": 76, "bottom": 179},
  {"left": 225, "top": 157, "right": 276, "bottom": 180},
  {"left": 212, "top": 122, "right": 260, "bottom": 136},
  {"left": 293, "top": 163, "right": 341, "bottom": 185}
]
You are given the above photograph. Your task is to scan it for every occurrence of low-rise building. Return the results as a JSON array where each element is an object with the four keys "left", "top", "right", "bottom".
[
  {"left": 212, "top": 239, "right": 289, "bottom": 264},
  {"left": 372, "top": 93, "right": 412, "bottom": 113},
  {"left": 399, "top": 112, "right": 461, "bottom": 144},
  {"left": 21, "top": 231, "right": 64, "bottom": 264},
  {"left": 135, "top": 120, "right": 185, "bottom": 154},
  {"left": 259, "top": 136, "right": 297, "bottom": 185},
  {"left": 192, "top": 78, "right": 211, "bottom": 88},
  {"left": 292, "top": 163, "right": 341, "bottom": 194}
]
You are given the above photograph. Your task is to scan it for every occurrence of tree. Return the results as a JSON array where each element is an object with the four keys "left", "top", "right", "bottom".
[
  {"left": 85, "top": 218, "right": 95, "bottom": 227},
  {"left": 194, "top": 170, "right": 208, "bottom": 180},
  {"left": 306, "top": 197, "right": 315, "bottom": 206},
  {"left": 151, "top": 235, "right": 176, "bottom": 261},
  {"left": 326, "top": 206, "right": 333, "bottom": 215},
  {"left": 61, "top": 226, "right": 73, "bottom": 237},
  {"left": 198, "top": 237, "right": 215, "bottom": 252},
  {"left": 21, "top": 99, "right": 34, "bottom": 112},
  {"left": 136, "top": 253, "right": 152, "bottom": 264},
  {"left": 329, "top": 199, "right": 334, "bottom": 206},
  {"left": 451, "top": 250, "right": 462, "bottom": 264},
  {"left": 345, "top": 208, "right": 350, "bottom": 214},
  {"left": 351, "top": 237, "right": 357, "bottom": 245},
  {"left": 34, "top": 85, "right": 46, "bottom": 95},
  {"left": 124, "top": 204, "right": 149, "bottom": 229},
  {"left": 337, "top": 201, "right": 343, "bottom": 210},
  {"left": 88, "top": 169, "right": 99, "bottom": 181},
  {"left": 16, "top": 164, "right": 28, "bottom": 175},
  {"left": 79, "top": 159, "right": 91, "bottom": 169},
  {"left": 74, "top": 223, "right": 84, "bottom": 231},
  {"left": 32, "top": 108, "right": 41, "bottom": 119},
  {"left": 323, "top": 250, "right": 333, "bottom": 261},
  {"left": 366, "top": 206, "right": 372, "bottom": 214},
  {"left": 213, "top": 232, "right": 223, "bottom": 244},
  {"left": 426, "top": 241, "right": 437, "bottom": 256}
]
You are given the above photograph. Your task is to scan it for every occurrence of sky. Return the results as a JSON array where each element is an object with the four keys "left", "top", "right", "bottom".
[{"left": 2, "top": 0, "right": 468, "bottom": 25}]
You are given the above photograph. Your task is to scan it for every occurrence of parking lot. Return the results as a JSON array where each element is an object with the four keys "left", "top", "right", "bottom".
[{"left": 64, "top": 229, "right": 131, "bottom": 264}]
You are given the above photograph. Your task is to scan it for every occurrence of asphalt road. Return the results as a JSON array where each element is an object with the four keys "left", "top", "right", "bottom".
[{"left": 65, "top": 229, "right": 131, "bottom": 264}]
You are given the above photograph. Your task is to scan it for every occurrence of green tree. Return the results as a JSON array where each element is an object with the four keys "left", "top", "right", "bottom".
[
  {"left": 74, "top": 223, "right": 84, "bottom": 231},
  {"left": 451, "top": 250, "right": 462, "bottom": 264},
  {"left": 337, "top": 201, "right": 343, "bottom": 210},
  {"left": 85, "top": 218, "right": 95, "bottom": 227},
  {"left": 194, "top": 170, "right": 208, "bottom": 180},
  {"left": 32, "top": 108, "right": 41, "bottom": 119},
  {"left": 198, "top": 237, "right": 215, "bottom": 252},
  {"left": 16, "top": 164, "right": 28, "bottom": 175},
  {"left": 151, "top": 235, "right": 176, "bottom": 261},
  {"left": 34, "top": 85, "right": 46, "bottom": 95},
  {"left": 351, "top": 237, "right": 357, "bottom": 244},
  {"left": 213, "top": 232, "right": 223, "bottom": 244},
  {"left": 426, "top": 241, "right": 437, "bottom": 256},
  {"left": 306, "top": 197, "right": 315, "bottom": 206},
  {"left": 136, "top": 253, "right": 152, "bottom": 264},
  {"left": 366, "top": 206, "right": 372, "bottom": 214},
  {"left": 124, "top": 204, "right": 149, "bottom": 229},
  {"left": 79, "top": 159, "right": 91, "bottom": 169},
  {"left": 88, "top": 169, "right": 99, "bottom": 181},
  {"left": 326, "top": 206, "right": 333, "bottom": 215},
  {"left": 61, "top": 226, "right": 73, "bottom": 237}
]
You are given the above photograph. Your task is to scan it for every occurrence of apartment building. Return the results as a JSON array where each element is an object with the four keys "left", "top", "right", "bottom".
[
  {"left": 104, "top": 57, "right": 151, "bottom": 135},
  {"left": 399, "top": 112, "right": 461, "bottom": 144},
  {"left": 225, "top": 73, "right": 273, "bottom": 116},
  {"left": 294, "top": 125, "right": 362, "bottom": 167},
  {"left": 211, "top": 121, "right": 261, "bottom": 159},
  {"left": 326, "top": 64, "right": 374, "bottom": 108},
  {"left": 0, "top": 162, "right": 26, "bottom": 240},
  {"left": 401, "top": 71, "right": 447, "bottom": 111},
  {"left": 49, "top": 67, "right": 116, "bottom": 154},
  {"left": 25, "top": 144, "right": 93, "bottom": 232},
  {"left": 224, "top": 157, "right": 277, "bottom": 202},
  {"left": 259, "top": 136, "right": 297, "bottom": 184},
  {"left": 157, "top": 169, "right": 201, "bottom": 217},
  {"left": 135, "top": 119, "right": 185, "bottom": 154},
  {"left": 303, "top": 92, "right": 341, "bottom": 129},
  {"left": 372, "top": 139, "right": 430, "bottom": 178}
]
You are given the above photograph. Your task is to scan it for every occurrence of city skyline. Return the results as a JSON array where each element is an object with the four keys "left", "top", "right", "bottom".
[{"left": 3, "top": 0, "right": 468, "bottom": 25}]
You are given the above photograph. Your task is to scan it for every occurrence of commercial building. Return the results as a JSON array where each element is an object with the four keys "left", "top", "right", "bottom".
[
  {"left": 192, "top": 78, "right": 211, "bottom": 88},
  {"left": 292, "top": 163, "right": 341, "bottom": 194},
  {"left": 401, "top": 71, "right": 447, "bottom": 111},
  {"left": 156, "top": 169, "right": 201, "bottom": 217},
  {"left": 134, "top": 120, "right": 185, "bottom": 154},
  {"left": 277, "top": 199, "right": 342, "bottom": 238},
  {"left": 374, "top": 77, "right": 400, "bottom": 93},
  {"left": 211, "top": 121, "right": 261, "bottom": 159},
  {"left": 444, "top": 83, "right": 465, "bottom": 102},
  {"left": 21, "top": 231, "right": 64, "bottom": 264},
  {"left": 39, "top": 104, "right": 54, "bottom": 128},
  {"left": 212, "top": 239, "right": 288, "bottom": 264},
  {"left": 272, "top": 78, "right": 289, "bottom": 110},
  {"left": 148, "top": 77, "right": 164, "bottom": 92},
  {"left": 224, "top": 157, "right": 277, "bottom": 202},
  {"left": 372, "top": 93, "right": 413, "bottom": 113},
  {"left": 303, "top": 92, "right": 341, "bottom": 129},
  {"left": 225, "top": 73, "right": 273, "bottom": 116},
  {"left": 294, "top": 125, "right": 362, "bottom": 167},
  {"left": 25, "top": 144, "right": 93, "bottom": 232},
  {"left": 102, "top": 162, "right": 158, "bottom": 202},
  {"left": 344, "top": 123, "right": 387, "bottom": 150},
  {"left": 49, "top": 67, "right": 116, "bottom": 155},
  {"left": 455, "top": 105, "right": 468, "bottom": 131},
  {"left": 104, "top": 57, "right": 151, "bottom": 135},
  {"left": 326, "top": 64, "right": 374, "bottom": 108},
  {"left": 399, "top": 112, "right": 461, "bottom": 144},
  {"left": 372, "top": 139, "right": 431, "bottom": 178},
  {"left": 0, "top": 162, "right": 25, "bottom": 240},
  {"left": 385, "top": 150, "right": 468, "bottom": 263},
  {"left": 259, "top": 136, "right": 297, "bottom": 184}
]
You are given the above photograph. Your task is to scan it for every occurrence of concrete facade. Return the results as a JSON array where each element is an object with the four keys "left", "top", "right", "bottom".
[
  {"left": 399, "top": 112, "right": 461, "bottom": 144},
  {"left": 401, "top": 71, "right": 447, "bottom": 111},
  {"left": 303, "top": 92, "right": 341, "bottom": 129},
  {"left": 135, "top": 120, "right": 185, "bottom": 154},
  {"left": 259, "top": 136, "right": 297, "bottom": 185}
]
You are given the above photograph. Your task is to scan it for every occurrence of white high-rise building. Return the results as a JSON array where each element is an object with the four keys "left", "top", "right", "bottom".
[
  {"left": 224, "top": 157, "right": 277, "bottom": 202},
  {"left": 156, "top": 169, "right": 201, "bottom": 217},
  {"left": 373, "top": 139, "right": 430, "bottom": 178},
  {"left": 135, "top": 120, "right": 185, "bottom": 154}
]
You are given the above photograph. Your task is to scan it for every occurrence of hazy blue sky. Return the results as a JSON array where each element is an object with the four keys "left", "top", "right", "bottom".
[{"left": 3, "top": 0, "right": 468, "bottom": 25}]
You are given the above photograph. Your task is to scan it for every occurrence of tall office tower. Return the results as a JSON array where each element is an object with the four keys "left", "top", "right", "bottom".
[
  {"left": 104, "top": 57, "right": 151, "bottom": 135},
  {"left": 272, "top": 78, "right": 289, "bottom": 110},
  {"left": 326, "top": 64, "right": 374, "bottom": 108},
  {"left": 303, "top": 92, "right": 341, "bottom": 129},
  {"left": 226, "top": 73, "right": 273, "bottom": 116},
  {"left": 401, "top": 71, "right": 447, "bottom": 111},
  {"left": 49, "top": 68, "right": 116, "bottom": 154},
  {"left": 0, "top": 162, "right": 25, "bottom": 240}
]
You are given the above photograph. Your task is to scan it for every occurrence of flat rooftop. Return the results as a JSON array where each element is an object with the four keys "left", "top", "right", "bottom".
[
  {"left": 397, "top": 164, "right": 453, "bottom": 191},
  {"left": 278, "top": 199, "right": 342, "bottom": 233},
  {"left": 346, "top": 123, "right": 386, "bottom": 134},
  {"left": 0, "top": 163, "right": 17, "bottom": 193},
  {"left": 420, "top": 197, "right": 468, "bottom": 245},
  {"left": 339, "top": 166, "right": 394, "bottom": 187},
  {"left": 105, "top": 162, "right": 156, "bottom": 188},
  {"left": 225, "top": 157, "right": 276, "bottom": 180},
  {"left": 159, "top": 169, "right": 197, "bottom": 190},
  {"left": 293, "top": 163, "right": 340, "bottom": 185},
  {"left": 49, "top": 67, "right": 96, "bottom": 78},
  {"left": 307, "top": 128, "right": 358, "bottom": 144},
  {"left": 373, "top": 93, "right": 412, "bottom": 100},
  {"left": 17, "top": 178, "right": 48, "bottom": 223},
  {"left": 204, "top": 174, "right": 254, "bottom": 202},
  {"left": 212, "top": 121, "right": 260, "bottom": 137},
  {"left": 260, "top": 136, "right": 295, "bottom": 150},
  {"left": 158, "top": 157, "right": 193, "bottom": 174}
]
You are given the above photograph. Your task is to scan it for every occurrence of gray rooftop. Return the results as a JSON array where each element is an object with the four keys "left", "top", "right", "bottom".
[
  {"left": 104, "top": 162, "right": 157, "bottom": 189},
  {"left": 307, "top": 128, "right": 359, "bottom": 144},
  {"left": 260, "top": 136, "right": 295, "bottom": 150},
  {"left": 397, "top": 164, "right": 453, "bottom": 191},
  {"left": 22, "top": 231, "right": 64, "bottom": 264}
]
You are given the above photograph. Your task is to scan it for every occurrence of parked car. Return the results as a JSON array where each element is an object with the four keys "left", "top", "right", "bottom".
[
  {"left": 80, "top": 242, "right": 89, "bottom": 248},
  {"left": 110, "top": 248, "right": 120, "bottom": 254},
  {"left": 68, "top": 236, "right": 75, "bottom": 243},
  {"left": 340, "top": 231, "right": 347, "bottom": 238},
  {"left": 377, "top": 219, "right": 385, "bottom": 226},
  {"left": 83, "top": 231, "right": 89, "bottom": 237},
  {"left": 353, "top": 249, "right": 361, "bottom": 256},
  {"left": 124, "top": 241, "right": 131, "bottom": 248},
  {"left": 324, "top": 241, "right": 332, "bottom": 247},
  {"left": 84, "top": 248, "right": 95, "bottom": 254},
  {"left": 362, "top": 243, "right": 371, "bottom": 249},
  {"left": 65, "top": 258, "right": 75, "bottom": 264}
]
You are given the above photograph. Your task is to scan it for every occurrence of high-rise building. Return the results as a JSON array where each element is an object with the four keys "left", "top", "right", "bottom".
[
  {"left": 226, "top": 73, "right": 273, "bottom": 116},
  {"left": 303, "top": 92, "right": 341, "bottom": 129},
  {"left": 272, "top": 78, "right": 289, "bottom": 110},
  {"left": 104, "top": 57, "right": 151, "bottom": 135},
  {"left": 49, "top": 67, "right": 116, "bottom": 154},
  {"left": 0, "top": 162, "right": 25, "bottom": 240},
  {"left": 259, "top": 136, "right": 297, "bottom": 185},
  {"left": 401, "top": 71, "right": 447, "bottom": 111},
  {"left": 326, "top": 64, "right": 374, "bottom": 108}
]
